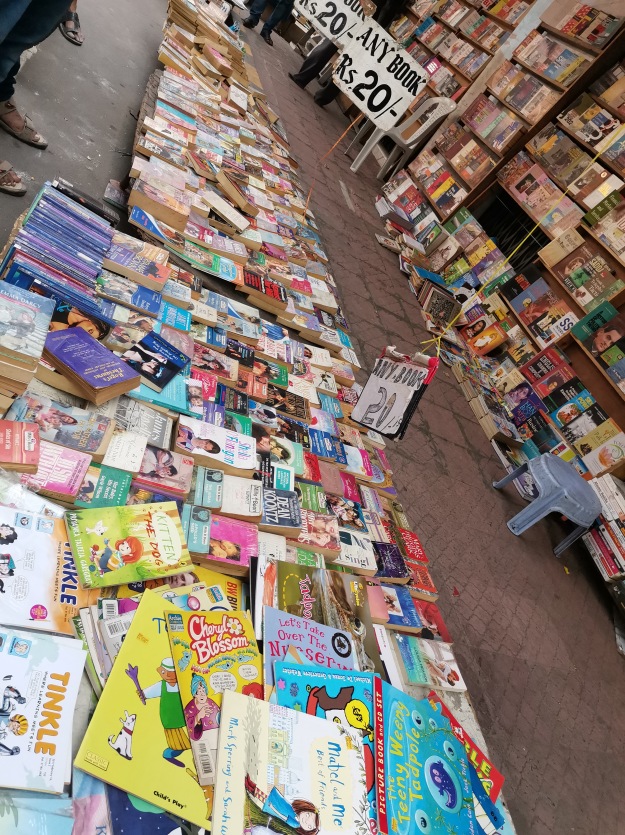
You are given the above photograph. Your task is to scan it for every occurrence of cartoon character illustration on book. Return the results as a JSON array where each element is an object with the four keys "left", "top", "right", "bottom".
[
  {"left": 108, "top": 710, "right": 136, "bottom": 760},
  {"left": 90, "top": 536, "right": 143, "bottom": 575},
  {"left": 127, "top": 657, "right": 192, "bottom": 767},
  {"left": 244, "top": 777, "right": 320, "bottom": 835},
  {"left": 0, "top": 525, "right": 17, "bottom": 545},
  {"left": 183, "top": 674, "right": 220, "bottom": 741},
  {"left": 0, "top": 553, "right": 16, "bottom": 593},
  {"left": 0, "top": 712, "right": 28, "bottom": 756}
]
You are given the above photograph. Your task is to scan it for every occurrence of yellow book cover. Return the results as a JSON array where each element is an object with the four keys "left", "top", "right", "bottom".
[
  {"left": 106, "top": 564, "right": 245, "bottom": 610},
  {"left": 166, "top": 609, "right": 263, "bottom": 786},
  {"left": 74, "top": 590, "right": 213, "bottom": 829}
]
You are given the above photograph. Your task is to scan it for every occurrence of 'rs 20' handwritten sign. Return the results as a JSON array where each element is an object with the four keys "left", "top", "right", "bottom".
[
  {"left": 351, "top": 347, "right": 439, "bottom": 439},
  {"left": 294, "top": 0, "right": 428, "bottom": 130}
]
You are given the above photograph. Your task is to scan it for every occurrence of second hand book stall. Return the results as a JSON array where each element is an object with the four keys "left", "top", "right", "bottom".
[{"left": 375, "top": 2, "right": 625, "bottom": 621}]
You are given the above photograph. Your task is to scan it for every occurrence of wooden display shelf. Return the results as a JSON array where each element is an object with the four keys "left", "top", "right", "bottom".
[
  {"left": 498, "top": 184, "right": 560, "bottom": 239},
  {"left": 538, "top": 254, "right": 625, "bottom": 315},
  {"left": 477, "top": 6, "right": 521, "bottom": 30},
  {"left": 512, "top": 57, "right": 569, "bottom": 92},
  {"left": 556, "top": 121, "right": 625, "bottom": 180},
  {"left": 583, "top": 223, "right": 625, "bottom": 270},
  {"left": 590, "top": 93, "right": 625, "bottom": 123},
  {"left": 538, "top": 21, "right": 602, "bottom": 56}
]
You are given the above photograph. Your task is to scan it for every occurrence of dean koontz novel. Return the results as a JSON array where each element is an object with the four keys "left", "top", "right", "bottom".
[{"left": 65, "top": 502, "right": 192, "bottom": 589}]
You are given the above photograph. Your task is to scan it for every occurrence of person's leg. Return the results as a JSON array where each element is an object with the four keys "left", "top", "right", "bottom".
[
  {"left": 289, "top": 38, "right": 338, "bottom": 87},
  {"left": 243, "top": 0, "right": 268, "bottom": 27},
  {"left": 313, "top": 80, "right": 340, "bottom": 106},
  {"left": 259, "top": 0, "right": 294, "bottom": 41},
  {"left": 59, "top": 0, "right": 84, "bottom": 46}
]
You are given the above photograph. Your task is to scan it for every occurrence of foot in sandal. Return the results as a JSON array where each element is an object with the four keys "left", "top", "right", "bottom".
[
  {"left": 0, "top": 162, "right": 26, "bottom": 196},
  {"left": 59, "top": 2, "right": 84, "bottom": 46},
  {"left": 0, "top": 99, "right": 47, "bottom": 149}
]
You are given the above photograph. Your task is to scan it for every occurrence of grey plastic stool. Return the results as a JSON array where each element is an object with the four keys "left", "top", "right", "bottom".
[{"left": 493, "top": 454, "right": 601, "bottom": 557}]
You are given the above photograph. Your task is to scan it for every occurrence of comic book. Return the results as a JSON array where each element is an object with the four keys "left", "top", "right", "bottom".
[
  {"left": 65, "top": 502, "right": 192, "bottom": 589},
  {"left": 213, "top": 690, "right": 369, "bottom": 835},
  {"left": 0, "top": 506, "right": 97, "bottom": 634},
  {"left": 0, "top": 628, "right": 85, "bottom": 792},
  {"left": 166, "top": 609, "right": 262, "bottom": 786},
  {"left": 74, "top": 590, "right": 213, "bottom": 829}
]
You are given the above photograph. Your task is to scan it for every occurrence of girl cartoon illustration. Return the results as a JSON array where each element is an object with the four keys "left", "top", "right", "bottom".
[
  {"left": 262, "top": 792, "right": 320, "bottom": 835},
  {"left": 92, "top": 537, "right": 143, "bottom": 574},
  {"left": 0, "top": 554, "right": 16, "bottom": 581},
  {"left": 0, "top": 713, "right": 28, "bottom": 756},
  {"left": 0, "top": 525, "right": 17, "bottom": 545}
]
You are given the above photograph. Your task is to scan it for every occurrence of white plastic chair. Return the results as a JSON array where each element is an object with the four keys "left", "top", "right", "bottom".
[{"left": 345, "top": 97, "right": 457, "bottom": 180}]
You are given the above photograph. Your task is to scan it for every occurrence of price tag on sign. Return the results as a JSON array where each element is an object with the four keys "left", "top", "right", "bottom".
[
  {"left": 294, "top": 0, "right": 428, "bottom": 130},
  {"left": 350, "top": 347, "right": 439, "bottom": 439}
]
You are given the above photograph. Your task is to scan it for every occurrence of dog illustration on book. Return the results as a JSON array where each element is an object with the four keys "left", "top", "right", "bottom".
[{"left": 108, "top": 710, "right": 136, "bottom": 760}]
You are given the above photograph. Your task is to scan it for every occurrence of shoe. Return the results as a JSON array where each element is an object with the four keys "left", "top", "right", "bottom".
[
  {"left": 260, "top": 31, "right": 273, "bottom": 45},
  {"left": 242, "top": 17, "right": 256, "bottom": 27},
  {"left": 288, "top": 72, "right": 306, "bottom": 89}
]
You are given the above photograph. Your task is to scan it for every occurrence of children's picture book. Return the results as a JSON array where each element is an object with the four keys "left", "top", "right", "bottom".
[
  {"left": 392, "top": 633, "right": 467, "bottom": 691},
  {"left": 213, "top": 689, "right": 370, "bottom": 835},
  {"left": 0, "top": 628, "right": 86, "bottom": 792},
  {"left": 274, "top": 662, "right": 378, "bottom": 829},
  {"left": 262, "top": 606, "right": 356, "bottom": 688},
  {"left": 65, "top": 501, "right": 192, "bottom": 588},
  {"left": 121, "top": 330, "right": 190, "bottom": 392},
  {"left": 375, "top": 679, "right": 480, "bottom": 835},
  {"left": 166, "top": 609, "right": 263, "bottom": 785},
  {"left": 74, "top": 591, "right": 213, "bottom": 829}
]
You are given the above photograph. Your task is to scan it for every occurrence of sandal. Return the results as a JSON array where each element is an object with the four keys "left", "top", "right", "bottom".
[
  {"left": 0, "top": 100, "right": 47, "bottom": 149},
  {"left": 0, "top": 162, "right": 26, "bottom": 196},
  {"left": 59, "top": 11, "right": 84, "bottom": 46}
]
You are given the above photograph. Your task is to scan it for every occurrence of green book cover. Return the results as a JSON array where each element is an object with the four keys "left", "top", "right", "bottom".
[
  {"left": 192, "top": 466, "right": 223, "bottom": 508},
  {"left": 582, "top": 191, "right": 622, "bottom": 226},
  {"left": 181, "top": 504, "right": 212, "bottom": 554},
  {"left": 296, "top": 480, "right": 327, "bottom": 512},
  {"left": 66, "top": 501, "right": 192, "bottom": 589},
  {"left": 266, "top": 360, "right": 289, "bottom": 387},
  {"left": 75, "top": 464, "right": 132, "bottom": 509},
  {"left": 225, "top": 411, "right": 252, "bottom": 435},
  {"left": 570, "top": 301, "right": 618, "bottom": 339}
]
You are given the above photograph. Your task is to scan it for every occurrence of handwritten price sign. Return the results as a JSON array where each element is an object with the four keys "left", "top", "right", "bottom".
[{"left": 294, "top": 0, "right": 428, "bottom": 130}]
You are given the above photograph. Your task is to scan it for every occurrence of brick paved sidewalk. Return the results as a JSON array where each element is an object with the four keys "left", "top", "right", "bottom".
[{"left": 245, "top": 28, "right": 625, "bottom": 835}]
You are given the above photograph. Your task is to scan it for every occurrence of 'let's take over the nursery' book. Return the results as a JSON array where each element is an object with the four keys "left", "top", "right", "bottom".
[
  {"left": 213, "top": 689, "right": 370, "bottom": 835},
  {"left": 166, "top": 609, "right": 263, "bottom": 786},
  {"left": 65, "top": 502, "right": 192, "bottom": 589},
  {"left": 0, "top": 628, "right": 86, "bottom": 793},
  {"left": 74, "top": 590, "right": 213, "bottom": 829}
]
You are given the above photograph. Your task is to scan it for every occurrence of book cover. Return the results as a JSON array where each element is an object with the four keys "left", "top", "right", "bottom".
[
  {"left": 122, "top": 330, "right": 189, "bottom": 392},
  {"left": 74, "top": 591, "right": 213, "bottom": 828},
  {"left": 102, "top": 395, "right": 173, "bottom": 448},
  {"left": 262, "top": 606, "right": 356, "bottom": 688},
  {"left": 260, "top": 487, "right": 302, "bottom": 536},
  {"left": 295, "top": 509, "right": 341, "bottom": 557},
  {"left": 0, "top": 419, "right": 39, "bottom": 472},
  {"left": 0, "top": 629, "right": 85, "bottom": 792},
  {"left": 205, "top": 514, "right": 258, "bottom": 570},
  {"left": 65, "top": 501, "right": 192, "bottom": 589},
  {"left": 175, "top": 416, "right": 257, "bottom": 475},
  {"left": 0, "top": 507, "right": 97, "bottom": 633},
  {"left": 166, "top": 609, "right": 263, "bottom": 785},
  {"left": 375, "top": 679, "right": 479, "bottom": 835},
  {"left": 336, "top": 530, "right": 377, "bottom": 575},
  {"left": 213, "top": 690, "right": 369, "bottom": 835},
  {"left": 0, "top": 282, "right": 54, "bottom": 362},
  {"left": 392, "top": 633, "right": 466, "bottom": 691},
  {"left": 135, "top": 445, "right": 194, "bottom": 495},
  {"left": 374, "top": 542, "right": 411, "bottom": 583},
  {"left": 220, "top": 473, "right": 263, "bottom": 520},
  {"left": 274, "top": 662, "right": 378, "bottom": 828},
  {"left": 21, "top": 441, "right": 91, "bottom": 500},
  {"left": 44, "top": 328, "right": 140, "bottom": 393},
  {"left": 74, "top": 463, "right": 132, "bottom": 508},
  {"left": 7, "top": 393, "right": 114, "bottom": 455}
]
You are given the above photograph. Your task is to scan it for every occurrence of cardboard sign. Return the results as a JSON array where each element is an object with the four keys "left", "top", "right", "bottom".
[
  {"left": 351, "top": 347, "right": 439, "bottom": 439},
  {"left": 294, "top": 0, "right": 428, "bottom": 129}
]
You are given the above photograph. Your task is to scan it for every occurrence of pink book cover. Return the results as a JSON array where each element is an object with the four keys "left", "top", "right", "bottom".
[
  {"left": 345, "top": 446, "right": 374, "bottom": 479},
  {"left": 191, "top": 368, "right": 218, "bottom": 401},
  {"left": 366, "top": 578, "right": 390, "bottom": 624},
  {"left": 21, "top": 440, "right": 91, "bottom": 497},
  {"left": 134, "top": 445, "right": 194, "bottom": 496},
  {"left": 318, "top": 460, "right": 345, "bottom": 495},
  {"left": 208, "top": 514, "right": 257, "bottom": 568},
  {"left": 340, "top": 471, "right": 361, "bottom": 503}
]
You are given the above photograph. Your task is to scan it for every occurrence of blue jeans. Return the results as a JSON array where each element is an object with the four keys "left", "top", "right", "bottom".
[
  {"left": 248, "top": 0, "right": 294, "bottom": 33},
  {"left": 0, "top": 0, "right": 72, "bottom": 101}
]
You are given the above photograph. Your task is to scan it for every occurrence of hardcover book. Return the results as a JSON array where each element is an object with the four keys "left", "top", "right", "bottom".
[{"left": 65, "top": 501, "right": 192, "bottom": 589}]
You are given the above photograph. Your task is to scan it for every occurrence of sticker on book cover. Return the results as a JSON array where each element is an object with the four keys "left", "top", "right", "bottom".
[{"left": 8, "top": 635, "right": 31, "bottom": 657}]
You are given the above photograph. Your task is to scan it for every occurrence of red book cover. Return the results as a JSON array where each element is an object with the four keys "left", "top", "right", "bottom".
[
  {"left": 302, "top": 450, "right": 321, "bottom": 483},
  {"left": 190, "top": 368, "right": 218, "bottom": 401},
  {"left": 520, "top": 347, "right": 568, "bottom": 382},
  {"left": 398, "top": 528, "right": 429, "bottom": 563},
  {"left": 412, "top": 599, "right": 453, "bottom": 642}
]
